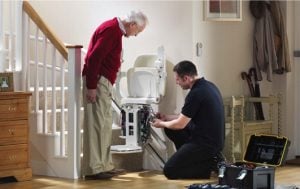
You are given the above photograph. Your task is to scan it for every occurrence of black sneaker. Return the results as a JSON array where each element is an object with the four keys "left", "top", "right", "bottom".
[{"left": 84, "top": 172, "right": 114, "bottom": 180}]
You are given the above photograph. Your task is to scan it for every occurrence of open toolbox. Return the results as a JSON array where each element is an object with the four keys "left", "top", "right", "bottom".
[{"left": 218, "top": 134, "right": 290, "bottom": 189}]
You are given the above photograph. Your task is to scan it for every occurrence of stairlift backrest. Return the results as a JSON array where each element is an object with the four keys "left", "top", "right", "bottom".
[
  {"left": 126, "top": 54, "right": 166, "bottom": 101},
  {"left": 127, "top": 67, "right": 159, "bottom": 98},
  {"left": 134, "top": 55, "right": 157, "bottom": 67}
]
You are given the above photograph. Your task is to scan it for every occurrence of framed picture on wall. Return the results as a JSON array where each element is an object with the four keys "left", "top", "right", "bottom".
[
  {"left": 204, "top": 0, "right": 242, "bottom": 21},
  {"left": 0, "top": 72, "right": 14, "bottom": 92}
]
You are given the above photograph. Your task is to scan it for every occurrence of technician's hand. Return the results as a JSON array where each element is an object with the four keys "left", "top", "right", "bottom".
[
  {"left": 151, "top": 118, "right": 165, "bottom": 128},
  {"left": 155, "top": 112, "right": 167, "bottom": 121},
  {"left": 86, "top": 89, "right": 97, "bottom": 103}
]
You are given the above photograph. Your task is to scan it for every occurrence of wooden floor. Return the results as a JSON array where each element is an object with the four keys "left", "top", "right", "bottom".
[{"left": 1, "top": 165, "right": 300, "bottom": 189}]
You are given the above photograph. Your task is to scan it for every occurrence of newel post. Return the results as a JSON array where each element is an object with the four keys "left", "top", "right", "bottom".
[{"left": 66, "top": 45, "right": 83, "bottom": 179}]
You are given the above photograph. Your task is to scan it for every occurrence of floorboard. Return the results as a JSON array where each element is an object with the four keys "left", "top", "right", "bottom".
[{"left": 0, "top": 165, "right": 299, "bottom": 189}]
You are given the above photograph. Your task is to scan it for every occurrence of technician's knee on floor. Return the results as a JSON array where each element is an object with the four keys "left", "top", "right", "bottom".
[
  {"left": 163, "top": 163, "right": 212, "bottom": 180},
  {"left": 163, "top": 165, "right": 178, "bottom": 179}
]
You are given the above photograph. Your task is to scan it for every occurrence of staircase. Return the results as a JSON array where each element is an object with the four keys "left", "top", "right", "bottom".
[
  {"left": 0, "top": 0, "right": 170, "bottom": 179},
  {"left": 1, "top": 0, "right": 82, "bottom": 179}
]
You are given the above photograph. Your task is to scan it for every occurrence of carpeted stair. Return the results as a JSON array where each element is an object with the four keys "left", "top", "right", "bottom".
[{"left": 111, "top": 128, "right": 144, "bottom": 172}]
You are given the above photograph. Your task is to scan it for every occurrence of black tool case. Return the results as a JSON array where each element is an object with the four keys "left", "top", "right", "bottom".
[{"left": 218, "top": 134, "right": 290, "bottom": 189}]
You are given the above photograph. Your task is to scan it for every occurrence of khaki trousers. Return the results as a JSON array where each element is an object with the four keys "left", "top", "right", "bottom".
[{"left": 81, "top": 76, "right": 114, "bottom": 176}]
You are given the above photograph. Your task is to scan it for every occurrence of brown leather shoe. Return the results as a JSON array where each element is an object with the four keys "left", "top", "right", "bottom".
[
  {"left": 106, "top": 168, "right": 127, "bottom": 176},
  {"left": 84, "top": 172, "right": 114, "bottom": 180}
]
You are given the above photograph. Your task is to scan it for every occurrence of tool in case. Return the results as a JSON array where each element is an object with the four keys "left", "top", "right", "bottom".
[{"left": 218, "top": 134, "right": 290, "bottom": 189}]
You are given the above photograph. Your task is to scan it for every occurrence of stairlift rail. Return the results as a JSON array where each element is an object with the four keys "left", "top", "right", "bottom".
[{"left": 112, "top": 97, "right": 123, "bottom": 115}]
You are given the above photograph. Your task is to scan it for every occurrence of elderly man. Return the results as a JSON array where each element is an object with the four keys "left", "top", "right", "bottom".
[{"left": 82, "top": 10, "right": 148, "bottom": 180}]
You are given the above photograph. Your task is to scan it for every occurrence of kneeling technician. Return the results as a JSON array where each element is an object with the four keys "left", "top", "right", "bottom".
[{"left": 151, "top": 60, "right": 225, "bottom": 179}]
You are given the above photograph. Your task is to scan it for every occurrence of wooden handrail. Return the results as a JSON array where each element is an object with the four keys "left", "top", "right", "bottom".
[{"left": 22, "top": 1, "right": 68, "bottom": 60}]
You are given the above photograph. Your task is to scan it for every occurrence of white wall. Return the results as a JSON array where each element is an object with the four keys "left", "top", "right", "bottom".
[
  {"left": 192, "top": 1, "right": 257, "bottom": 97},
  {"left": 29, "top": 0, "right": 298, "bottom": 159}
]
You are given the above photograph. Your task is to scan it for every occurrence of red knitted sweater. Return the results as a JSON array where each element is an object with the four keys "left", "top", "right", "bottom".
[{"left": 82, "top": 17, "right": 123, "bottom": 89}]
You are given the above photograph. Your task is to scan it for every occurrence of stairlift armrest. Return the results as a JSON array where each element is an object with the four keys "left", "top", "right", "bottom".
[{"left": 114, "top": 71, "right": 127, "bottom": 100}]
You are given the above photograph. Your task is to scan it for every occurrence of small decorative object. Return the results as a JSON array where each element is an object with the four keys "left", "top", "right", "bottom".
[
  {"left": 204, "top": 0, "right": 242, "bottom": 21},
  {"left": 0, "top": 72, "right": 14, "bottom": 92}
]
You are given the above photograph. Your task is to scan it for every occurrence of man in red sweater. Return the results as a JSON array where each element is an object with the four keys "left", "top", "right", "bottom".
[{"left": 82, "top": 11, "right": 148, "bottom": 180}]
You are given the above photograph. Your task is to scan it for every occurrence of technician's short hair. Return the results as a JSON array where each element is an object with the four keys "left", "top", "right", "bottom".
[{"left": 173, "top": 60, "right": 198, "bottom": 78}]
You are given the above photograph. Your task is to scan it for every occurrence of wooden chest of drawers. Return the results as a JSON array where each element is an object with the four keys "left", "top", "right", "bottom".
[{"left": 0, "top": 92, "right": 32, "bottom": 181}]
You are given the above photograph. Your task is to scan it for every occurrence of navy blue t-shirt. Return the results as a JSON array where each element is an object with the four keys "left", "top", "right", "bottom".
[{"left": 181, "top": 77, "right": 225, "bottom": 152}]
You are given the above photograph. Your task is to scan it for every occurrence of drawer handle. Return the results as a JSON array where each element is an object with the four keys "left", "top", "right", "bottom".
[
  {"left": 8, "top": 155, "right": 17, "bottom": 161},
  {"left": 8, "top": 106, "right": 17, "bottom": 112},
  {"left": 8, "top": 129, "right": 15, "bottom": 135}
]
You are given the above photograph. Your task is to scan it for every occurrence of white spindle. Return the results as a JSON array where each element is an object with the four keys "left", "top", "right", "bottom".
[
  {"left": 51, "top": 46, "right": 57, "bottom": 134},
  {"left": 26, "top": 19, "right": 31, "bottom": 91},
  {"left": 15, "top": 0, "right": 22, "bottom": 71},
  {"left": 34, "top": 27, "right": 40, "bottom": 113},
  {"left": 21, "top": 11, "right": 29, "bottom": 90},
  {"left": 42, "top": 34, "right": 48, "bottom": 134},
  {"left": 8, "top": 0, "right": 14, "bottom": 71},
  {"left": 0, "top": 1, "right": 3, "bottom": 50},
  {"left": 0, "top": 0, "right": 4, "bottom": 72},
  {"left": 0, "top": 1, "right": 2, "bottom": 37},
  {"left": 60, "top": 56, "right": 66, "bottom": 156}
]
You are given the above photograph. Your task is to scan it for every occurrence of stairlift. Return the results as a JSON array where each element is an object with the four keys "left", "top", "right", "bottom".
[{"left": 111, "top": 46, "right": 166, "bottom": 153}]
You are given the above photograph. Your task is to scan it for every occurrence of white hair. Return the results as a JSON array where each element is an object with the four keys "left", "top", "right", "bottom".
[{"left": 123, "top": 10, "right": 148, "bottom": 27}]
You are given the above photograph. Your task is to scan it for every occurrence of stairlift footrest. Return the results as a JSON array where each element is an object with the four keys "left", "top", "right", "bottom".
[
  {"left": 110, "top": 145, "right": 142, "bottom": 154},
  {"left": 121, "top": 97, "right": 159, "bottom": 105}
]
